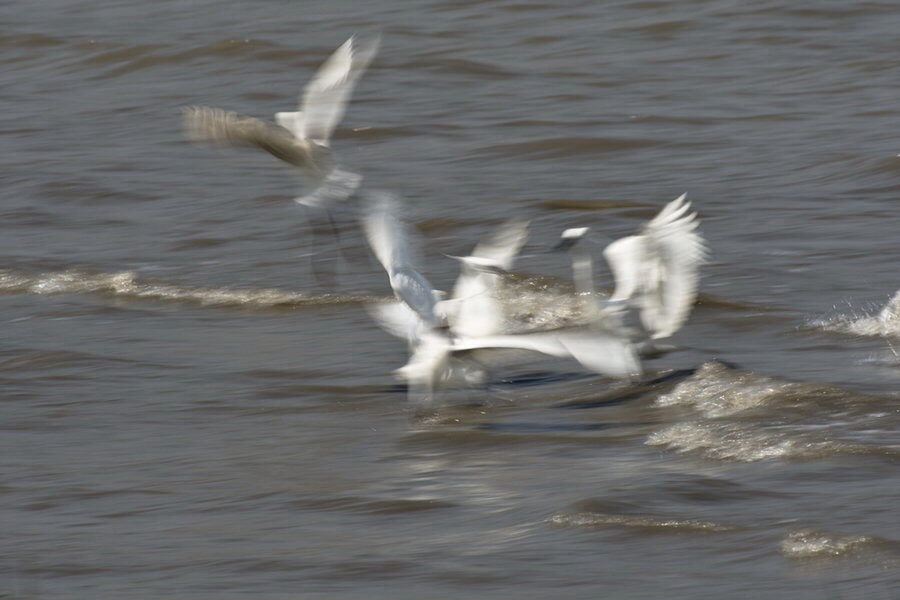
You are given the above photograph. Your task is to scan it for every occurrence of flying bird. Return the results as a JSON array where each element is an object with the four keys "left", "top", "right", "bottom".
[
  {"left": 183, "top": 35, "right": 380, "bottom": 207},
  {"left": 363, "top": 195, "right": 641, "bottom": 409},
  {"left": 558, "top": 193, "right": 707, "bottom": 342}
]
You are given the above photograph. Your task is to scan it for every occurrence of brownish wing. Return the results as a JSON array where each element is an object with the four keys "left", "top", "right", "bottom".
[{"left": 182, "top": 106, "right": 318, "bottom": 170}]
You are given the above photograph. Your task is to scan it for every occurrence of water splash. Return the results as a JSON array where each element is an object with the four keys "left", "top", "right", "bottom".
[
  {"left": 812, "top": 290, "right": 900, "bottom": 338},
  {"left": 496, "top": 273, "right": 590, "bottom": 332}
]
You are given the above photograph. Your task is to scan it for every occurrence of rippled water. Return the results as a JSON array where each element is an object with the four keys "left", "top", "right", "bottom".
[{"left": 2, "top": 1, "right": 898, "bottom": 598}]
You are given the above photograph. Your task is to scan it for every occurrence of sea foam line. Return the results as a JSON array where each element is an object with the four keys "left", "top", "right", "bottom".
[{"left": 0, "top": 269, "right": 383, "bottom": 308}]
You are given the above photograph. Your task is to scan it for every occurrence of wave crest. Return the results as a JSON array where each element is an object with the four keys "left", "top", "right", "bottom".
[
  {"left": 0, "top": 269, "right": 382, "bottom": 308},
  {"left": 646, "top": 362, "right": 897, "bottom": 461},
  {"left": 655, "top": 361, "right": 797, "bottom": 417},
  {"left": 646, "top": 422, "right": 846, "bottom": 462},
  {"left": 549, "top": 511, "right": 735, "bottom": 532},
  {"left": 780, "top": 529, "right": 900, "bottom": 565}
]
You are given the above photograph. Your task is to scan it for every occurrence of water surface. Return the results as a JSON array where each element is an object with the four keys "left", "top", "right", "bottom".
[{"left": 1, "top": 1, "right": 899, "bottom": 598}]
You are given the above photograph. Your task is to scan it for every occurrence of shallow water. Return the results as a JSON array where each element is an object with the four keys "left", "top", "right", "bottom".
[{"left": 1, "top": 1, "right": 899, "bottom": 598}]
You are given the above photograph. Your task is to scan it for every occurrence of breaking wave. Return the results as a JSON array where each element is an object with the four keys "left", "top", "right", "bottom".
[
  {"left": 646, "top": 422, "right": 849, "bottom": 462},
  {"left": 646, "top": 362, "right": 898, "bottom": 462},
  {"left": 0, "top": 269, "right": 383, "bottom": 308},
  {"left": 780, "top": 529, "right": 900, "bottom": 565},
  {"left": 654, "top": 362, "right": 801, "bottom": 418},
  {"left": 548, "top": 511, "right": 735, "bottom": 533}
]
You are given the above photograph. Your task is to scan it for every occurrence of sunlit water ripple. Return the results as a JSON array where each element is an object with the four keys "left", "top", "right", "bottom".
[{"left": 1, "top": 0, "right": 898, "bottom": 598}]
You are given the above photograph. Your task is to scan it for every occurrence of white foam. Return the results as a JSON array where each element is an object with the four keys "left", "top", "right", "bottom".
[
  {"left": 646, "top": 421, "right": 843, "bottom": 462},
  {"left": 548, "top": 512, "right": 734, "bottom": 532},
  {"left": 815, "top": 290, "right": 900, "bottom": 338},
  {"left": 780, "top": 529, "right": 877, "bottom": 559},
  {"left": 654, "top": 361, "right": 796, "bottom": 418},
  {"left": 0, "top": 268, "right": 381, "bottom": 308},
  {"left": 495, "top": 275, "right": 587, "bottom": 333}
]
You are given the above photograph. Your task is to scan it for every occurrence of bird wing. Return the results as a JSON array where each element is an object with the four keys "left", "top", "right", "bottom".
[
  {"left": 361, "top": 192, "right": 412, "bottom": 275},
  {"left": 555, "top": 329, "right": 642, "bottom": 377},
  {"left": 391, "top": 267, "right": 438, "bottom": 327},
  {"left": 446, "top": 219, "right": 530, "bottom": 337},
  {"left": 452, "top": 327, "right": 641, "bottom": 378},
  {"left": 603, "top": 194, "right": 707, "bottom": 339},
  {"left": 445, "top": 285, "right": 505, "bottom": 338},
  {"left": 294, "top": 168, "right": 362, "bottom": 208},
  {"left": 367, "top": 300, "right": 423, "bottom": 343},
  {"left": 469, "top": 218, "right": 530, "bottom": 271},
  {"left": 299, "top": 35, "right": 380, "bottom": 147},
  {"left": 361, "top": 192, "right": 437, "bottom": 326},
  {"left": 640, "top": 194, "right": 707, "bottom": 338},
  {"left": 602, "top": 235, "right": 646, "bottom": 303},
  {"left": 451, "top": 332, "right": 569, "bottom": 357},
  {"left": 393, "top": 331, "right": 451, "bottom": 384},
  {"left": 183, "top": 106, "right": 311, "bottom": 168},
  {"left": 274, "top": 111, "right": 305, "bottom": 139}
]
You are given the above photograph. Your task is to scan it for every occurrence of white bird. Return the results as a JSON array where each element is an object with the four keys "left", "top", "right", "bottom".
[
  {"left": 362, "top": 197, "right": 641, "bottom": 408},
  {"left": 362, "top": 191, "right": 441, "bottom": 331},
  {"left": 365, "top": 207, "right": 529, "bottom": 341},
  {"left": 442, "top": 218, "right": 530, "bottom": 338},
  {"left": 559, "top": 193, "right": 707, "bottom": 341},
  {"left": 388, "top": 323, "right": 641, "bottom": 409},
  {"left": 183, "top": 35, "right": 380, "bottom": 206}
]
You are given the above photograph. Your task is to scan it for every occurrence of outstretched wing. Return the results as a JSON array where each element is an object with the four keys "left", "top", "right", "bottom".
[
  {"left": 556, "top": 329, "right": 642, "bottom": 377},
  {"left": 361, "top": 192, "right": 437, "bottom": 327},
  {"left": 469, "top": 218, "right": 530, "bottom": 271},
  {"left": 603, "top": 194, "right": 707, "bottom": 339},
  {"left": 641, "top": 193, "right": 707, "bottom": 338},
  {"left": 183, "top": 106, "right": 311, "bottom": 168},
  {"left": 367, "top": 300, "right": 424, "bottom": 345},
  {"left": 300, "top": 35, "right": 380, "bottom": 147},
  {"left": 602, "top": 234, "right": 646, "bottom": 304},
  {"left": 452, "top": 327, "right": 640, "bottom": 378},
  {"left": 446, "top": 219, "right": 530, "bottom": 338}
]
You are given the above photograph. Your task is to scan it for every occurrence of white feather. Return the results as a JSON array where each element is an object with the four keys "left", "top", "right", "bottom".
[
  {"left": 398, "top": 326, "right": 641, "bottom": 388},
  {"left": 361, "top": 192, "right": 439, "bottom": 328},
  {"left": 603, "top": 193, "right": 707, "bottom": 339},
  {"left": 445, "top": 219, "right": 530, "bottom": 338},
  {"left": 184, "top": 35, "right": 379, "bottom": 186},
  {"left": 293, "top": 34, "right": 381, "bottom": 147}
]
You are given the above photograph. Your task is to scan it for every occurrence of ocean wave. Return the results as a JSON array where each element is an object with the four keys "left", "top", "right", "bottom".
[
  {"left": 548, "top": 511, "right": 735, "bottom": 533},
  {"left": 646, "top": 421, "right": 848, "bottom": 462},
  {"left": 654, "top": 362, "right": 799, "bottom": 418},
  {"left": 647, "top": 362, "right": 898, "bottom": 461},
  {"left": 780, "top": 529, "right": 900, "bottom": 564},
  {"left": 0, "top": 269, "right": 381, "bottom": 308}
]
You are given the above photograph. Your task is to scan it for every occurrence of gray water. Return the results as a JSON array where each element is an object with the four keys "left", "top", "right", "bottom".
[{"left": 2, "top": 1, "right": 899, "bottom": 598}]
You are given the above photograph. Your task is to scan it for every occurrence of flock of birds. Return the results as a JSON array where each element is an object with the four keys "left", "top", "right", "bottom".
[{"left": 183, "top": 36, "right": 708, "bottom": 410}]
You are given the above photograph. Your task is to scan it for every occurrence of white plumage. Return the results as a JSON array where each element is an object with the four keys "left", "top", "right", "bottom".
[
  {"left": 562, "top": 193, "right": 707, "bottom": 341},
  {"left": 183, "top": 35, "right": 379, "bottom": 205},
  {"left": 363, "top": 197, "right": 642, "bottom": 407},
  {"left": 362, "top": 191, "right": 440, "bottom": 330},
  {"left": 444, "top": 218, "right": 530, "bottom": 338}
]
